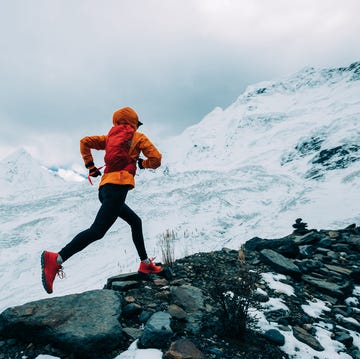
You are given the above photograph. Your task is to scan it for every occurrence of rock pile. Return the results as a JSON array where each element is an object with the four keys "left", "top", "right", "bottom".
[{"left": 0, "top": 222, "right": 359, "bottom": 358}]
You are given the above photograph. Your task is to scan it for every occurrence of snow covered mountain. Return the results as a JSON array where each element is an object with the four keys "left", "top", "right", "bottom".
[
  {"left": 165, "top": 62, "right": 360, "bottom": 174},
  {"left": 0, "top": 62, "right": 359, "bottom": 317},
  {"left": 156, "top": 62, "right": 360, "bottom": 243},
  {"left": 0, "top": 148, "right": 66, "bottom": 199}
]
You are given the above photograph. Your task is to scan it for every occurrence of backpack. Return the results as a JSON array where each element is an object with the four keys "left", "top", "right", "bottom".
[{"left": 104, "top": 124, "right": 137, "bottom": 175}]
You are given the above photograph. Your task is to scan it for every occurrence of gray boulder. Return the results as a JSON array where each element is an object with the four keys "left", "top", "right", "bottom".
[
  {"left": 264, "top": 329, "right": 285, "bottom": 346},
  {"left": 140, "top": 311, "right": 173, "bottom": 348},
  {"left": 170, "top": 284, "right": 205, "bottom": 334},
  {"left": 260, "top": 249, "right": 301, "bottom": 278},
  {"left": 0, "top": 289, "right": 124, "bottom": 356}
]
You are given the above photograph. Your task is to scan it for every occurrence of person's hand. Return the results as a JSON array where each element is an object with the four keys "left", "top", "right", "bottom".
[
  {"left": 86, "top": 161, "right": 101, "bottom": 177},
  {"left": 89, "top": 166, "right": 101, "bottom": 177},
  {"left": 137, "top": 158, "right": 144, "bottom": 169}
]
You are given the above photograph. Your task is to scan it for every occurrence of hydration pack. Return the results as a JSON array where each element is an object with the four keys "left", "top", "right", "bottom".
[{"left": 104, "top": 124, "right": 136, "bottom": 175}]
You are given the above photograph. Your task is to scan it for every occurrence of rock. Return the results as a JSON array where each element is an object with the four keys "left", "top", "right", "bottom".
[
  {"left": 350, "top": 269, "right": 360, "bottom": 283},
  {"left": 140, "top": 311, "right": 173, "bottom": 349},
  {"left": 298, "top": 245, "right": 315, "bottom": 258},
  {"left": 139, "top": 310, "right": 153, "bottom": 323},
  {"left": 122, "top": 303, "right": 142, "bottom": 318},
  {"left": 122, "top": 327, "right": 143, "bottom": 340},
  {"left": 295, "top": 259, "right": 323, "bottom": 273},
  {"left": 106, "top": 272, "right": 142, "bottom": 289},
  {"left": 326, "top": 250, "right": 339, "bottom": 260},
  {"left": 111, "top": 280, "right": 140, "bottom": 291},
  {"left": 349, "top": 237, "right": 360, "bottom": 250},
  {"left": 278, "top": 325, "right": 291, "bottom": 332},
  {"left": 333, "top": 307, "right": 349, "bottom": 317},
  {"left": 171, "top": 285, "right": 204, "bottom": 312},
  {"left": 244, "top": 237, "right": 290, "bottom": 252},
  {"left": 324, "top": 264, "right": 352, "bottom": 276},
  {"left": 292, "top": 326, "right": 324, "bottom": 351},
  {"left": 170, "top": 284, "right": 205, "bottom": 334},
  {"left": 264, "top": 309, "right": 290, "bottom": 323},
  {"left": 294, "top": 231, "right": 320, "bottom": 245},
  {"left": 165, "top": 339, "right": 206, "bottom": 359},
  {"left": 335, "top": 331, "right": 353, "bottom": 347},
  {"left": 277, "top": 241, "right": 299, "bottom": 258},
  {"left": 153, "top": 278, "right": 168, "bottom": 286},
  {"left": 260, "top": 249, "right": 301, "bottom": 278},
  {"left": 344, "top": 224, "right": 357, "bottom": 230},
  {"left": 124, "top": 295, "right": 136, "bottom": 303},
  {"left": 263, "top": 329, "right": 285, "bottom": 346},
  {"left": 318, "top": 238, "right": 333, "bottom": 248},
  {"left": 253, "top": 288, "right": 270, "bottom": 303},
  {"left": 336, "top": 314, "right": 360, "bottom": 332},
  {"left": 167, "top": 304, "right": 187, "bottom": 319},
  {"left": 328, "top": 231, "right": 339, "bottom": 238},
  {"left": 0, "top": 289, "right": 123, "bottom": 356},
  {"left": 332, "top": 244, "right": 350, "bottom": 253},
  {"left": 302, "top": 275, "right": 352, "bottom": 299}
]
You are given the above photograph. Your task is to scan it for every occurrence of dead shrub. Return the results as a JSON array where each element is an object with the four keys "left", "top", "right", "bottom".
[{"left": 208, "top": 251, "right": 259, "bottom": 338}]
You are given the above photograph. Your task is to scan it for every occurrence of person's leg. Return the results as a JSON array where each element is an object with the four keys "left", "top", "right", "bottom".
[
  {"left": 118, "top": 203, "right": 148, "bottom": 260},
  {"left": 41, "top": 184, "right": 129, "bottom": 294},
  {"left": 118, "top": 203, "right": 162, "bottom": 273},
  {"left": 58, "top": 184, "right": 127, "bottom": 262}
]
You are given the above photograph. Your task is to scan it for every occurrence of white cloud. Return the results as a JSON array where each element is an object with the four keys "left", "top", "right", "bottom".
[{"left": 0, "top": 0, "right": 359, "bottom": 166}]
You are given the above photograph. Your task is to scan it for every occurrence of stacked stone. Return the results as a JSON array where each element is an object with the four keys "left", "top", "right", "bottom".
[{"left": 292, "top": 218, "right": 309, "bottom": 235}]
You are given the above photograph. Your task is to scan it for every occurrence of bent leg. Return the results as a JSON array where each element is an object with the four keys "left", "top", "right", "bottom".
[
  {"left": 58, "top": 203, "right": 118, "bottom": 262},
  {"left": 58, "top": 185, "right": 127, "bottom": 262}
]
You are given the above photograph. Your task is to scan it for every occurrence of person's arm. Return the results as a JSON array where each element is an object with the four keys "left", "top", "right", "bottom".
[
  {"left": 80, "top": 135, "right": 107, "bottom": 168},
  {"left": 138, "top": 134, "right": 162, "bottom": 169}
]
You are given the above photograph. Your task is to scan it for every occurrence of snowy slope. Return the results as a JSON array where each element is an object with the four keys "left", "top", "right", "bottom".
[
  {"left": 164, "top": 62, "right": 360, "bottom": 174},
  {"left": 0, "top": 148, "right": 66, "bottom": 200},
  {"left": 159, "top": 61, "right": 360, "bottom": 235},
  {"left": 0, "top": 62, "right": 359, "bottom": 319}
]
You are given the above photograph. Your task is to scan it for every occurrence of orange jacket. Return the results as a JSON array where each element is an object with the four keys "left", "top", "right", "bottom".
[{"left": 80, "top": 107, "right": 162, "bottom": 189}]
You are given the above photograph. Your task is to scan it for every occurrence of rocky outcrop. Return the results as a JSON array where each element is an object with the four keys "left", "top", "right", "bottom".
[
  {"left": 0, "top": 222, "right": 359, "bottom": 358},
  {"left": 0, "top": 290, "right": 124, "bottom": 357}
]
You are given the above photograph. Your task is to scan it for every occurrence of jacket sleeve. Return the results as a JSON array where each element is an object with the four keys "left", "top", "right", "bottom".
[
  {"left": 138, "top": 134, "right": 162, "bottom": 169},
  {"left": 80, "top": 135, "right": 107, "bottom": 167}
]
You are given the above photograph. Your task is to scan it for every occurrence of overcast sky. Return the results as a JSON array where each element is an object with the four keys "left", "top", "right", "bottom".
[{"left": 1, "top": 0, "right": 359, "bottom": 168}]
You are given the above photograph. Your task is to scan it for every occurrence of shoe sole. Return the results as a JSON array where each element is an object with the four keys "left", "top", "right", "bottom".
[
  {"left": 138, "top": 269, "right": 163, "bottom": 275},
  {"left": 41, "top": 251, "right": 52, "bottom": 294}
]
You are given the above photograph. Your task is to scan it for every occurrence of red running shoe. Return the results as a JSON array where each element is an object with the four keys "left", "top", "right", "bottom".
[
  {"left": 41, "top": 251, "right": 64, "bottom": 294},
  {"left": 138, "top": 258, "right": 163, "bottom": 274}
]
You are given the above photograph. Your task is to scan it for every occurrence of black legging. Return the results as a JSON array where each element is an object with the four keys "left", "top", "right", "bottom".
[{"left": 59, "top": 184, "right": 148, "bottom": 262}]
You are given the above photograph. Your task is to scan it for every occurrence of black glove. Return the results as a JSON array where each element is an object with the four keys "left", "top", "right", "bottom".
[
  {"left": 89, "top": 167, "right": 101, "bottom": 177},
  {"left": 137, "top": 158, "right": 144, "bottom": 169},
  {"left": 86, "top": 161, "right": 101, "bottom": 177}
]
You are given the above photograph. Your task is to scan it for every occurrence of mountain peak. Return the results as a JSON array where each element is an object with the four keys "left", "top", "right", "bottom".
[
  {"left": 0, "top": 148, "right": 64, "bottom": 198},
  {"left": 238, "top": 61, "right": 360, "bottom": 102},
  {"left": 3, "top": 147, "right": 33, "bottom": 163}
]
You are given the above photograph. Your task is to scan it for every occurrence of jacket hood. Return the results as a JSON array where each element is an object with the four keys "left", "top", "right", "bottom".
[{"left": 112, "top": 107, "right": 139, "bottom": 129}]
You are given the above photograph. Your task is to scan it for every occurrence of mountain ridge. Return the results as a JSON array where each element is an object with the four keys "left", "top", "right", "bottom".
[{"left": 163, "top": 61, "right": 360, "bottom": 175}]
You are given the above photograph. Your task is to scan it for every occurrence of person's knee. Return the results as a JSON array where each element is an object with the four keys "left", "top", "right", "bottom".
[
  {"left": 131, "top": 215, "right": 142, "bottom": 228},
  {"left": 88, "top": 226, "right": 107, "bottom": 240}
]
